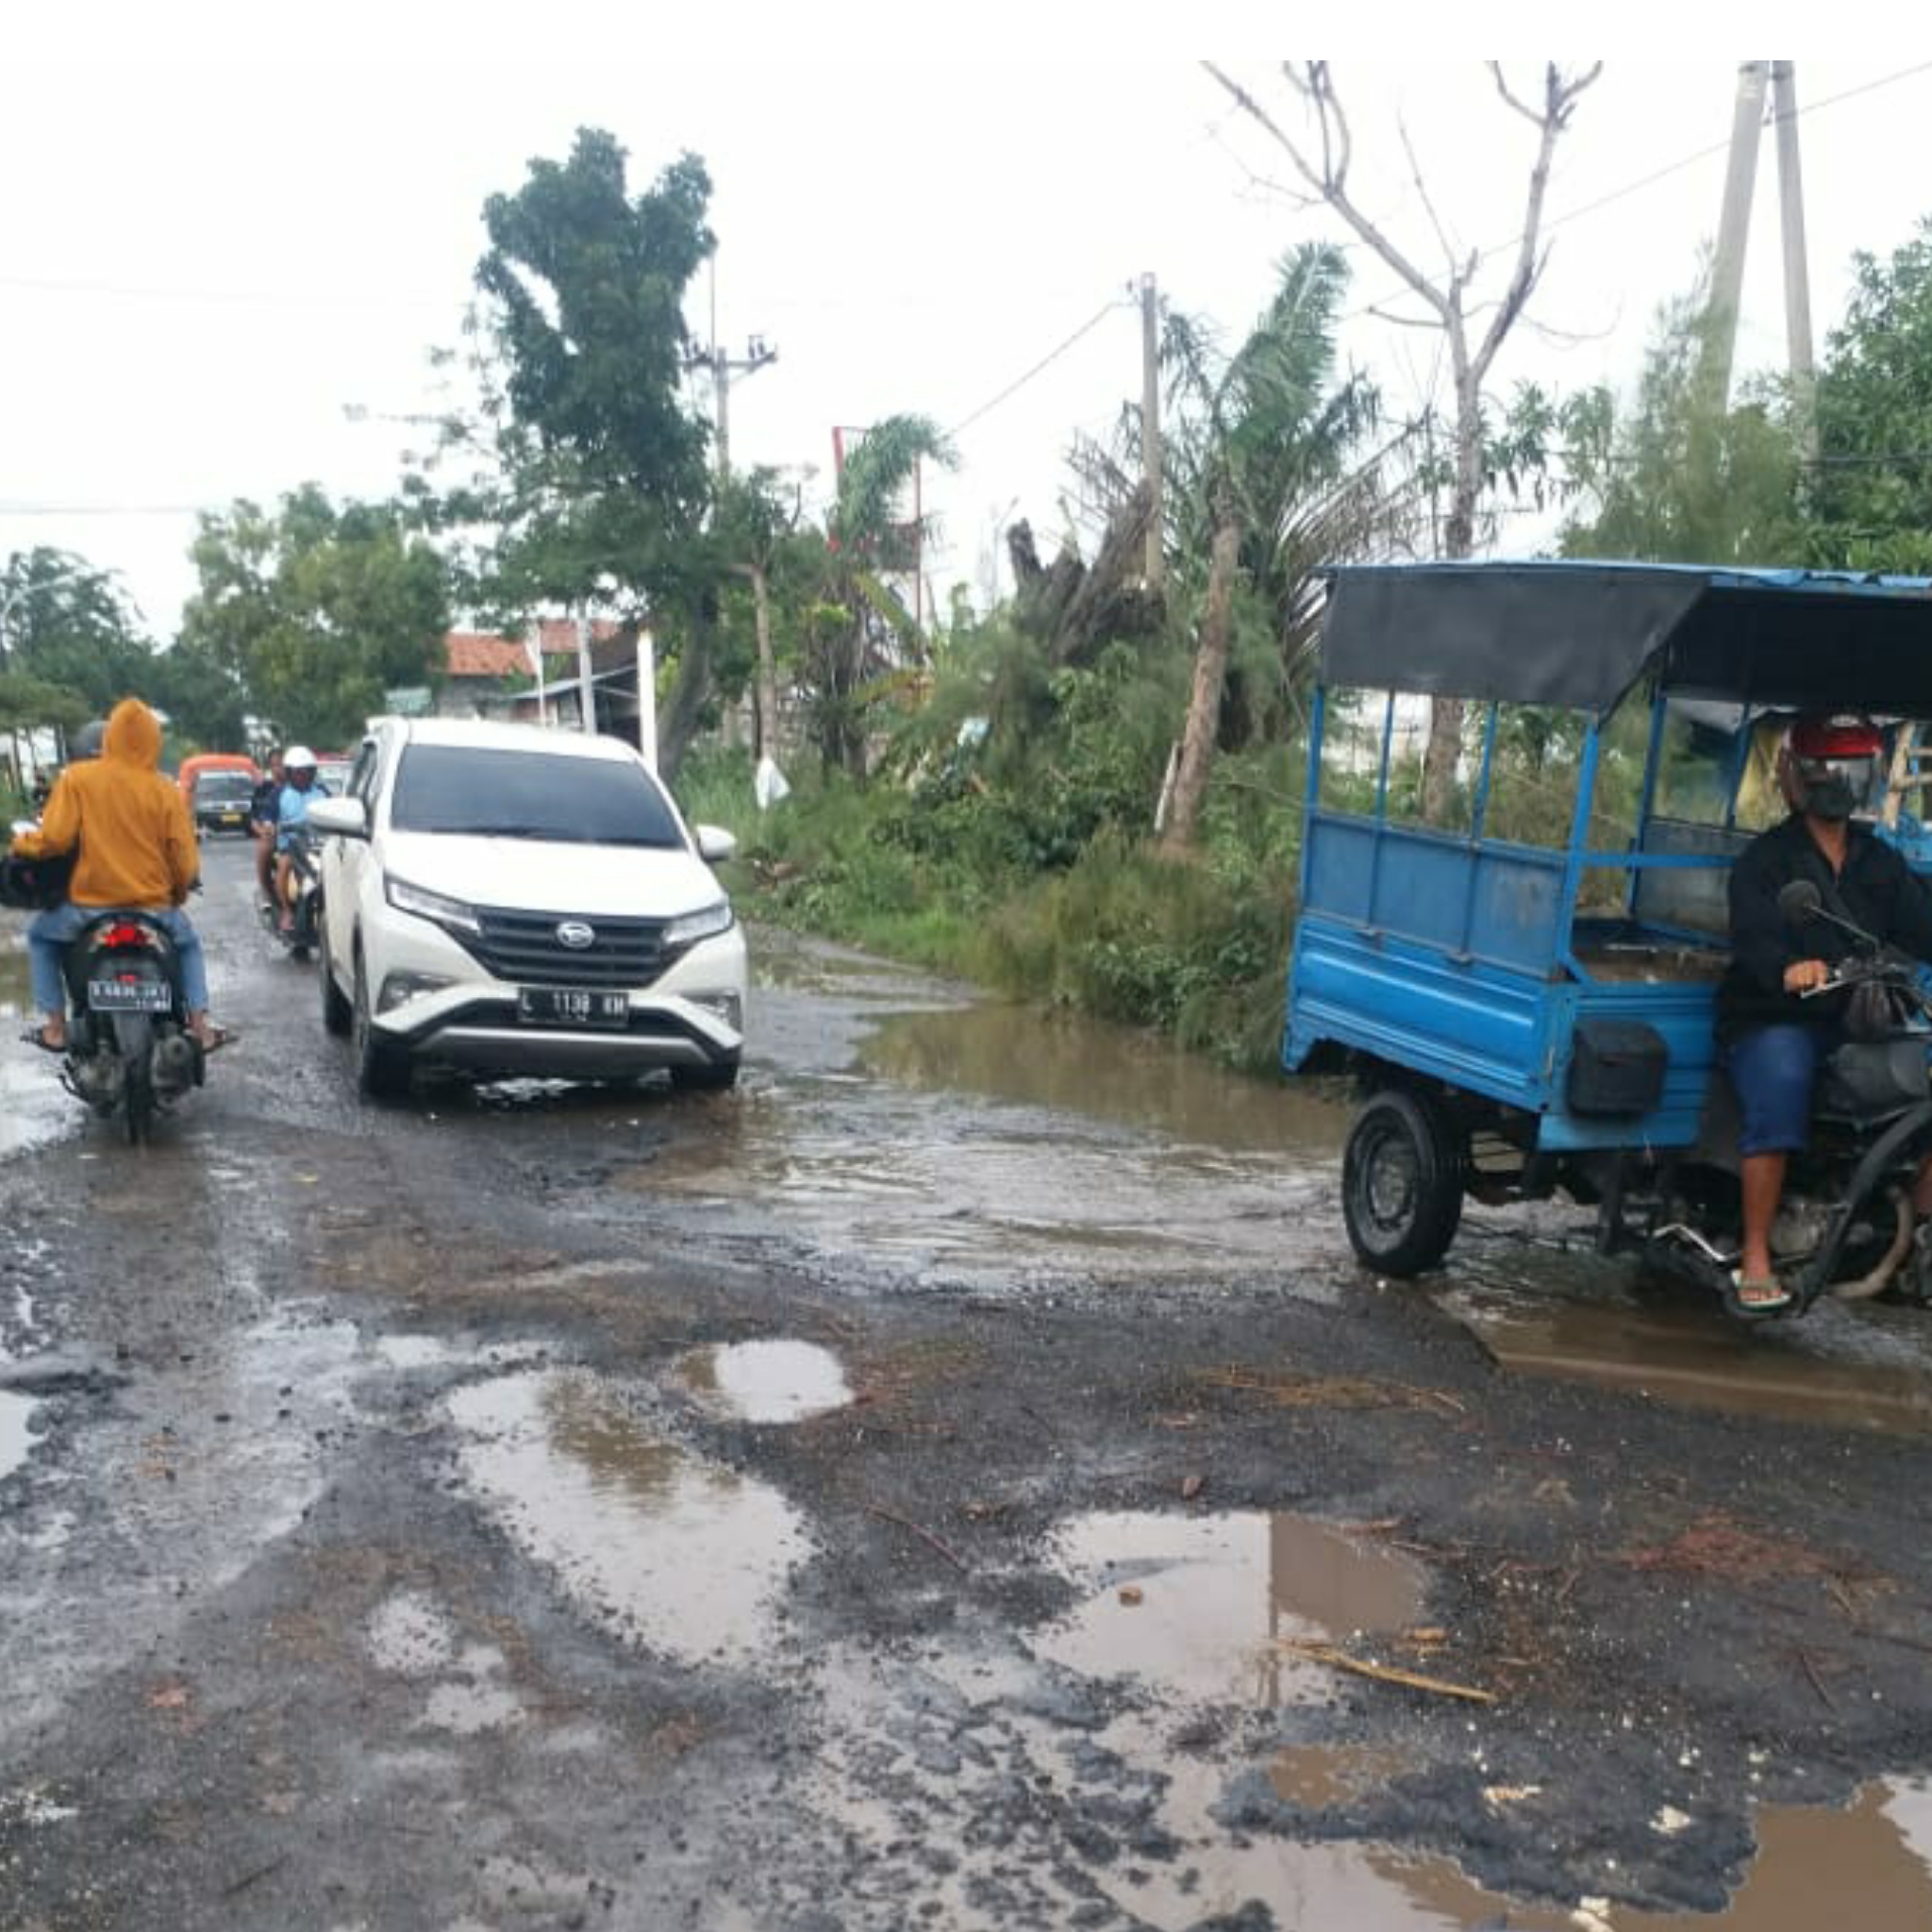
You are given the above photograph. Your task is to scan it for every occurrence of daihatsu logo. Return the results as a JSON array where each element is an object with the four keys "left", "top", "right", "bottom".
[{"left": 556, "top": 921, "right": 596, "bottom": 950}]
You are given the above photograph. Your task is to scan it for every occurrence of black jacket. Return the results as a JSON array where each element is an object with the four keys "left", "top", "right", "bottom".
[{"left": 1717, "top": 814, "right": 1932, "bottom": 1040}]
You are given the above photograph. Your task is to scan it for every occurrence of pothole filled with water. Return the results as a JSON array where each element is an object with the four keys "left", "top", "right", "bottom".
[
  {"left": 1036, "top": 1509, "right": 1429, "bottom": 1706},
  {"left": 1445, "top": 1284, "right": 1932, "bottom": 1437},
  {"left": 447, "top": 1369, "right": 811, "bottom": 1665},
  {"left": 1, "top": 949, "right": 70, "bottom": 1159},
  {"left": 677, "top": 1339, "right": 852, "bottom": 1424},
  {"left": 0, "top": 1390, "right": 36, "bottom": 1481}
]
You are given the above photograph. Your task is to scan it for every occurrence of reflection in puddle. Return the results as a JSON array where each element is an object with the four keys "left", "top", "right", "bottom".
[
  {"left": 861, "top": 1002, "right": 1350, "bottom": 1156},
  {"left": 1114, "top": 1720, "right": 1932, "bottom": 1932},
  {"left": 679, "top": 1340, "right": 851, "bottom": 1424},
  {"left": 1268, "top": 1741, "right": 1415, "bottom": 1809},
  {"left": 1038, "top": 1510, "right": 1427, "bottom": 1706},
  {"left": 618, "top": 958, "right": 1358, "bottom": 1289},
  {"left": 0, "top": 1389, "right": 36, "bottom": 1481},
  {"left": 1446, "top": 1283, "right": 1932, "bottom": 1437},
  {"left": 447, "top": 1370, "right": 810, "bottom": 1664},
  {"left": 1598, "top": 1779, "right": 1932, "bottom": 1929},
  {"left": 1, "top": 949, "right": 68, "bottom": 1159}
]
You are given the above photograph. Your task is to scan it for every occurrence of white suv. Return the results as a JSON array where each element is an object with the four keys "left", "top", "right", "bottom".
[{"left": 308, "top": 719, "right": 747, "bottom": 1098}]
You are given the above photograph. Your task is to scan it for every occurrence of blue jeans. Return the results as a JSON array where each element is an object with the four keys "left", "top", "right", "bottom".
[
  {"left": 1725, "top": 1022, "right": 1832, "bottom": 1157},
  {"left": 27, "top": 904, "right": 209, "bottom": 1016}
]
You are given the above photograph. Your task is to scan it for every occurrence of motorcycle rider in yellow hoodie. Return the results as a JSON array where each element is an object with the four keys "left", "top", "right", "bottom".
[{"left": 10, "top": 698, "right": 229, "bottom": 1055}]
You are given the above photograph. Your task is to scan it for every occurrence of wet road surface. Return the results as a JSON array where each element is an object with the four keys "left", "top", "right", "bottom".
[{"left": 6, "top": 846, "right": 1932, "bottom": 1926}]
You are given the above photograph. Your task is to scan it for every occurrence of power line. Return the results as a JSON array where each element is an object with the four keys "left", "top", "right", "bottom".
[
  {"left": 947, "top": 300, "right": 1130, "bottom": 440},
  {"left": 1332, "top": 58, "right": 1932, "bottom": 329},
  {"left": 0, "top": 503, "right": 211, "bottom": 518}
]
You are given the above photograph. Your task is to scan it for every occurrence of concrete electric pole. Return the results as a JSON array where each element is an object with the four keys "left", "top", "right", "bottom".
[
  {"left": 1702, "top": 59, "right": 1815, "bottom": 429},
  {"left": 691, "top": 335, "right": 779, "bottom": 481}
]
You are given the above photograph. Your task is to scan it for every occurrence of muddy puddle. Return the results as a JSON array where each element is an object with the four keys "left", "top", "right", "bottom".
[
  {"left": 1078, "top": 1708, "right": 1932, "bottom": 1930},
  {"left": 1037, "top": 1509, "right": 1428, "bottom": 1707},
  {"left": 0, "top": 1389, "right": 36, "bottom": 1482},
  {"left": 0, "top": 946, "right": 66, "bottom": 1159},
  {"left": 447, "top": 1369, "right": 811, "bottom": 1664},
  {"left": 1445, "top": 1275, "right": 1932, "bottom": 1437},
  {"left": 626, "top": 959, "right": 1355, "bottom": 1289},
  {"left": 677, "top": 1339, "right": 851, "bottom": 1423}
]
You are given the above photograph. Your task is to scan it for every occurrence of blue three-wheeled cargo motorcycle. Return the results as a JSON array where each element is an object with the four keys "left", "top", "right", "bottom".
[{"left": 1285, "top": 561, "right": 1932, "bottom": 1318}]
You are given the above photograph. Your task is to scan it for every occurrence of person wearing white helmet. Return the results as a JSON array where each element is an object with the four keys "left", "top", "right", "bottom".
[{"left": 273, "top": 745, "right": 330, "bottom": 933}]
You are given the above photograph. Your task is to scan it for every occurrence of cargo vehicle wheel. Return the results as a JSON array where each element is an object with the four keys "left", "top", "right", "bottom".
[{"left": 1341, "top": 1088, "right": 1464, "bottom": 1276}]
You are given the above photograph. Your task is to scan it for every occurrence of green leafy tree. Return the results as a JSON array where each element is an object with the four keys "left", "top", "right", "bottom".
[
  {"left": 809, "top": 415, "right": 956, "bottom": 778},
  {"left": 151, "top": 638, "right": 252, "bottom": 752},
  {"left": 0, "top": 547, "right": 158, "bottom": 712},
  {"left": 1556, "top": 282, "right": 1804, "bottom": 565},
  {"left": 1807, "top": 217, "right": 1932, "bottom": 573},
  {"left": 1156, "top": 246, "right": 1390, "bottom": 850},
  {"left": 180, "top": 486, "right": 449, "bottom": 747},
  {"left": 415, "top": 127, "right": 719, "bottom": 770}
]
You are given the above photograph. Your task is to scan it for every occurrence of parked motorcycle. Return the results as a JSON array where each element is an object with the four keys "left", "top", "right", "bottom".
[{"left": 258, "top": 824, "right": 322, "bottom": 962}]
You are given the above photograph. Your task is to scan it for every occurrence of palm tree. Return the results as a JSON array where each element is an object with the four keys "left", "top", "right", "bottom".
[
  {"left": 1154, "top": 244, "right": 1390, "bottom": 852},
  {"left": 808, "top": 414, "right": 955, "bottom": 777}
]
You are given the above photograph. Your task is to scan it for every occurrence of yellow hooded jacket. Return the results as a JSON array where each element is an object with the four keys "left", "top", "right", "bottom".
[{"left": 12, "top": 699, "right": 200, "bottom": 908}]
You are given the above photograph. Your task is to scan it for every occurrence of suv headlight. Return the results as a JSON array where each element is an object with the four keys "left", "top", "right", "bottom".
[
  {"left": 663, "top": 899, "right": 735, "bottom": 948},
  {"left": 386, "top": 874, "right": 481, "bottom": 937}
]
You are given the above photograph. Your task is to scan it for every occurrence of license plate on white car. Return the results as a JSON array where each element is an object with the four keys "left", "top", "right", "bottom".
[
  {"left": 88, "top": 979, "right": 173, "bottom": 1012},
  {"left": 518, "top": 987, "right": 629, "bottom": 1028}
]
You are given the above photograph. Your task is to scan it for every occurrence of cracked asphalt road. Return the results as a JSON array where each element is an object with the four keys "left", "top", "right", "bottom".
[{"left": 5, "top": 843, "right": 1932, "bottom": 1929}]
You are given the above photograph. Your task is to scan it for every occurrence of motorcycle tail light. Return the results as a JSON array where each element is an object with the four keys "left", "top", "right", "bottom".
[{"left": 102, "top": 923, "right": 152, "bottom": 948}]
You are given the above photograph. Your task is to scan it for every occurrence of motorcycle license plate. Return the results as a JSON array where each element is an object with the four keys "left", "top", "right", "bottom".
[
  {"left": 88, "top": 978, "right": 173, "bottom": 1012},
  {"left": 518, "top": 987, "right": 628, "bottom": 1029}
]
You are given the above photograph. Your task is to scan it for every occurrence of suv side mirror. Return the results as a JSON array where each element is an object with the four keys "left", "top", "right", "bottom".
[
  {"left": 307, "top": 796, "right": 369, "bottom": 840},
  {"left": 694, "top": 824, "right": 738, "bottom": 863}
]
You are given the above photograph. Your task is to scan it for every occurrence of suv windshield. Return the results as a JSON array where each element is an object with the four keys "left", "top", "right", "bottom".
[
  {"left": 389, "top": 745, "right": 684, "bottom": 847},
  {"left": 195, "top": 773, "right": 255, "bottom": 802}
]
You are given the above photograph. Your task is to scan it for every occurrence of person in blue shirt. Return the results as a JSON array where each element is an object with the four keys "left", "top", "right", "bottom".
[{"left": 273, "top": 745, "right": 330, "bottom": 932}]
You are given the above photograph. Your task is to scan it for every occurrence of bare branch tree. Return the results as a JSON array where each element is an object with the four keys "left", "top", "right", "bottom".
[{"left": 1203, "top": 59, "right": 1602, "bottom": 823}]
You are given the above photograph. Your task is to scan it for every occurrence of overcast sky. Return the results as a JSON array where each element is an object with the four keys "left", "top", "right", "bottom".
[{"left": 4, "top": 10, "right": 1928, "bottom": 638}]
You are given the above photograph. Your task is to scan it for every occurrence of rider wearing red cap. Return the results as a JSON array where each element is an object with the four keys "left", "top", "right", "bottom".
[{"left": 1717, "top": 713, "right": 1932, "bottom": 1312}]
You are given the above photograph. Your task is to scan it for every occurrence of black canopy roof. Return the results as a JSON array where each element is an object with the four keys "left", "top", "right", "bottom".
[{"left": 1320, "top": 562, "right": 1932, "bottom": 717}]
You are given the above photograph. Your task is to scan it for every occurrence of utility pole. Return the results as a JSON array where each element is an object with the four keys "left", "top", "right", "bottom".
[
  {"left": 575, "top": 613, "right": 596, "bottom": 736},
  {"left": 1702, "top": 60, "right": 1771, "bottom": 408},
  {"left": 1771, "top": 61, "right": 1818, "bottom": 458},
  {"left": 691, "top": 338, "right": 778, "bottom": 481},
  {"left": 1140, "top": 273, "right": 1164, "bottom": 593}
]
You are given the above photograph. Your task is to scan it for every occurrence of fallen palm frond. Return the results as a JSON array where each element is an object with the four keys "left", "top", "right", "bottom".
[
  {"left": 1191, "top": 1364, "right": 1464, "bottom": 1415},
  {"left": 1274, "top": 1638, "right": 1496, "bottom": 1704}
]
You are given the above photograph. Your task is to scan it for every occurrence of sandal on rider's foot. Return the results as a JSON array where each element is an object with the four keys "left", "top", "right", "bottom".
[
  {"left": 192, "top": 1024, "right": 236, "bottom": 1056},
  {"left": 1725, "top": 1269, "right": 1793, "bottom": 1319},
  {"left": 18, "top": 1026, "right": 66, "bottom": 1055}
]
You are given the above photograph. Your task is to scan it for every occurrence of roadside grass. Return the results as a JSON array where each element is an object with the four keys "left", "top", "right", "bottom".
[{"left": 672, "top": 742, "right": 1302, "bottom": 1076}]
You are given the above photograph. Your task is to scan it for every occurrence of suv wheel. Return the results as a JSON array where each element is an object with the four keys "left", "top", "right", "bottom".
[
  {"left": 352, "top": 948, "right": 412, "bottom": 1101},
  {"left": 319, "top": 918, "right": 352, "bottom": 1037}
]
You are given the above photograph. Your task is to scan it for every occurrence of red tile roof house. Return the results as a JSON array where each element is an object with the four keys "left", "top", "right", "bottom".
[{"left": 438, "top": 621, "right": 625, "bottom": 725}]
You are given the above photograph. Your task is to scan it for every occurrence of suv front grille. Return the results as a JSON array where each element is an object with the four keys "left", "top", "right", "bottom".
[{"left": 464, "top": 908, "right": 674, "bottom": 989}]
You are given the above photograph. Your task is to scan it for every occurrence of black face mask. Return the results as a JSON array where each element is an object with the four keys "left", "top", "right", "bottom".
[{"left": 1796, "top": 758, "right": 1872, "bottom": 823}]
